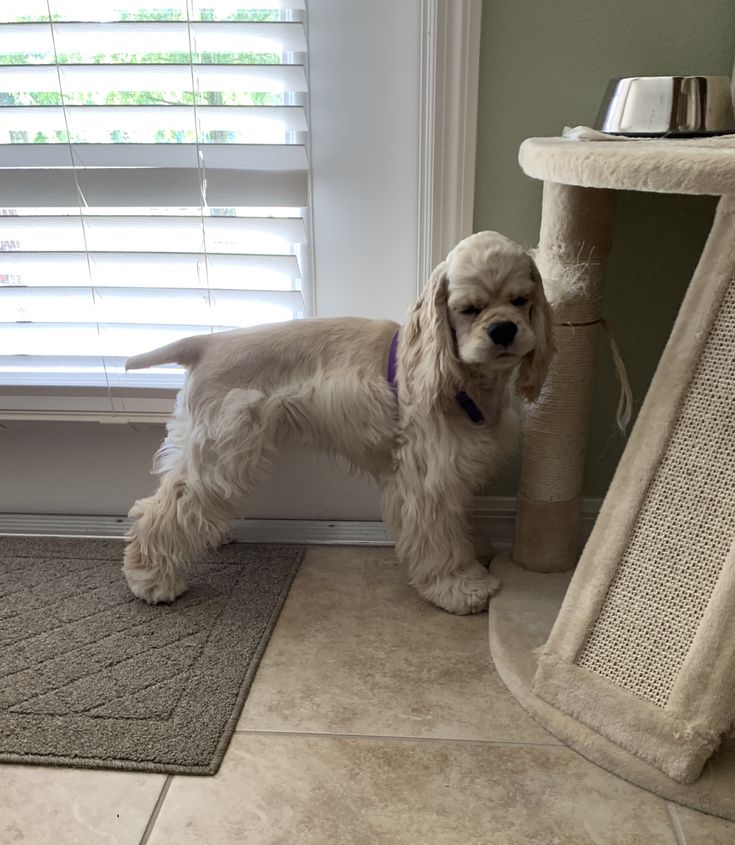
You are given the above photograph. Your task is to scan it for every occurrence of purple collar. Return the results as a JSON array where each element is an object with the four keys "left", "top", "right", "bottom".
[{"left": 387, "top": 330, "right": 484, "bottom": 425}]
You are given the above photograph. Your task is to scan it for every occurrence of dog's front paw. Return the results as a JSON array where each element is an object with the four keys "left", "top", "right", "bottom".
[{"left": 418, "top": 565, "right": 500, "bottom": 615}]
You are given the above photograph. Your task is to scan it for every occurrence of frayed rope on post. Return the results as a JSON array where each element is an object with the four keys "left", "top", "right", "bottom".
[{"left": 601, "top": 318, "right": 633, "bottom": 434}]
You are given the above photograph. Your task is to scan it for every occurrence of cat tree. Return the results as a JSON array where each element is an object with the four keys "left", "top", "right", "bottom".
[{"left": 491, "top": 132, "right": 735, "bottom": 820}]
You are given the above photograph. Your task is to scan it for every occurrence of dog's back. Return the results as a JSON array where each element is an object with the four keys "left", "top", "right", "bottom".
[{"left": 125, "top": 319, "right": 397, "bottom": 383}]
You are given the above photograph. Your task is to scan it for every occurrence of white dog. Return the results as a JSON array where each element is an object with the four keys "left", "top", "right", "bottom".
[{"left": 123, "top": 231, "right": 553, "bottom": 614}]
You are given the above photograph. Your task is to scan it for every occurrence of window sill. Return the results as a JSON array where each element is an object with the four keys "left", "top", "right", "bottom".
[{"left": 0, "top": 385, "right": 177, "bottom": 423}]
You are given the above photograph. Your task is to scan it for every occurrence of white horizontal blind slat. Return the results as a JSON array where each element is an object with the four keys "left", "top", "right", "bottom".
[
  {"left": 1, "top": 169, "right": 308, "bottom": 207},
  {"left": 0, "top": 105, "right": 308, "bottom": 141},
  {"left": 2, "top": 252, "right": 301, "bottom": 289},
  {"left": 0, "top": 21, "right": 307, "bottom": 56},
  {"left": 0, "top": 144, "right": 308, "bottom": 169},
  {"left": 0, "top": 64, "right": 307, "bottom": 93},
  {"left": 0, "top": 2, "right": 306, "bottom": 23},
  {"left": 0, "top": 1, "right": 310, "bottom": 401},
  {"left": 3, "top": 287, "right": 304, "bottom": 326},
  {"left": 3, "top": 215, "right": 306, "bottom": 251},
  {"left": 3, "top": 322, "right": 303, "bottom": 360}
]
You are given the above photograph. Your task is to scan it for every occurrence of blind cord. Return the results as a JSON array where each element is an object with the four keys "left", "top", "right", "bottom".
[{"left": 184, "top": 0, "right": 214, "bottom": 327}]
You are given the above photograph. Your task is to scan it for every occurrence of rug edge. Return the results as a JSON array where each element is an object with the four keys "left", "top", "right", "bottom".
[{"left": 206, "top": 545, "right": 306, "bottom": 775}]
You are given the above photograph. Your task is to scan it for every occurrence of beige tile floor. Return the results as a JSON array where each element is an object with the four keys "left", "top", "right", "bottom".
[{"left": 2, "top": 545, "right": 735, "bottom": 844}]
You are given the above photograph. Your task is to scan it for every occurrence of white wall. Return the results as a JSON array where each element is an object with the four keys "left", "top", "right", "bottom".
[
  {"left": 0, "top": 421, "right": 382, "bottom": 518},
  {"left": 308, "top": 0, "right": 422, "bottom": 319}
]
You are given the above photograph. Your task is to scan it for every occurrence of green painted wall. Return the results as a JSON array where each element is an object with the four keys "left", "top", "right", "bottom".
[{"left": 474, "top": 0, "right": 734, "bottom": 497}]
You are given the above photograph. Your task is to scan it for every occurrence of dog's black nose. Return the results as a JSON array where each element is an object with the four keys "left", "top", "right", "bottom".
[{"left": 487, "top": 321, "right": 518, "bottom": 347}]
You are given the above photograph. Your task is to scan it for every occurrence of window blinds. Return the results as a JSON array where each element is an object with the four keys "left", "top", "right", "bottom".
[{"left": 0, "top": 0, "right": 309, "bottom": 399}]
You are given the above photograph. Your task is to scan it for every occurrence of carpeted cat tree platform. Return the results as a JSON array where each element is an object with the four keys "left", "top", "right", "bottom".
[{"left": 489, "top": 133, "right": 735, "bottom": 820}]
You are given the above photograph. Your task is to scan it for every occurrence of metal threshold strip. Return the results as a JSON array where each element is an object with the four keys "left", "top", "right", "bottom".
[{"left": 0, "top": 514, "right": 394, "bottom": 546}]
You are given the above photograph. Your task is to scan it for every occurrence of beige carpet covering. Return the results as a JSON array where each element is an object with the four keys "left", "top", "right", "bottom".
[
  {"left": 0, "top": 536, "right": 303, "bottom": 775},
  {"left": 531, "top": 194, "right": 735, "bottom": 786},
  {"left": 501, "top": 120, "right": 735, "bottom": 819},
  {"left": 488, "top": 556, "right": 735, "bottom": 822},
  {"left": 519, "top": 134, "right": 735, "bottom": 195}
]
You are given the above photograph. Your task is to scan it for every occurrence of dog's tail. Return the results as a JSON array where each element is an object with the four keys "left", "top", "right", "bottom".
[{"left": 125, "top": 335, "right": 208, "bottom": 371}]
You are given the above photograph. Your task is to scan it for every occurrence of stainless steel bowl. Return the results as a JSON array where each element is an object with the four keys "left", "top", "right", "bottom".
[{"left": 594, "top": 76, "right": 735, "bottom": 136}]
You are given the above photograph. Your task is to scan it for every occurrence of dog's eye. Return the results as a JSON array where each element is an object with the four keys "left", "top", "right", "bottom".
[
  {"left": 460, "top": 305, "right": 481, "bottom": 316},
  {"left": 511, "top": 296, "right": 529, "bottom": 307}
]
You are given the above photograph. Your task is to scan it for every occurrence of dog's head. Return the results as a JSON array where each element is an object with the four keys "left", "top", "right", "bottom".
[{"left": 402, "top": 231, "right": 554, "bottom": 409}]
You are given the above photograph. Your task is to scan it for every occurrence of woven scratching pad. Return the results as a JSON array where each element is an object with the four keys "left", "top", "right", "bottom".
[
  {"left": 576, "top": 280, "right": 735, "bottom": 708},
  {"left": 521, "top": 196, "right": 735, "bottom": 817}
]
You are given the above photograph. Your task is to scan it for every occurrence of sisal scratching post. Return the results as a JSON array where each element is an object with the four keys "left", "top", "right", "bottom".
[
  {"left": 533, "top": 194, "right": 735, "bottom": 786},
  {"left": 514, "top": 182, "right": 616, "bottom": 572}
]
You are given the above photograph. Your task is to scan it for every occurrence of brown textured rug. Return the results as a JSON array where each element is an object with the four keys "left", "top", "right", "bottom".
[{"left": 0, "top": 536, "right": 303, "bottom": 775}]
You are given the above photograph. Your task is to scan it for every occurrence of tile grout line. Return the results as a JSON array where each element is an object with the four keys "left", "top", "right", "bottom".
[
  {"left": 234, "top": 727, "right": 565, "bottom": 749},
  {"left": 665, "top": 800, "right": 688, "bottom": 845},
  {"left": 138, "top": 775, "right": 173, "bottom": 845}
]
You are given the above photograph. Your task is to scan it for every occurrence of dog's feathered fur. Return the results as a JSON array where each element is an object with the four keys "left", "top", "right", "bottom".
[{"left": 123, "top": 231, "right": 553, "bottom": 614}]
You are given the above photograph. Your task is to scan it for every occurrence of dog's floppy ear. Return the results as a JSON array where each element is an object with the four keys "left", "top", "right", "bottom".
[
  {"left": 399, "top": 259, "right": 464, "bottom": 412},
  {"left": 516, "top": 257, "right": 554, "bottom": 402}
]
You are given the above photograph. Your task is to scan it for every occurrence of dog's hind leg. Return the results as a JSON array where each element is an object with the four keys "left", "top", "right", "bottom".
[
  {"left": 123, "top": 388, "right": 277, "bottom": 604},
  {"left": 123, "top": 471, "right": 228, "bottom": 604}
]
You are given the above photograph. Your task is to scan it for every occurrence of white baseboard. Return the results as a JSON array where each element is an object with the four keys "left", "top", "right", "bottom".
[{"left": 0, "top": 497, "right": 602, "bottom": 546}]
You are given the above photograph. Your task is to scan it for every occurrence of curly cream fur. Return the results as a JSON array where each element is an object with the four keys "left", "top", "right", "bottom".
[{"left": 123, "top": 231, "right": 553, "bottom": 614}]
